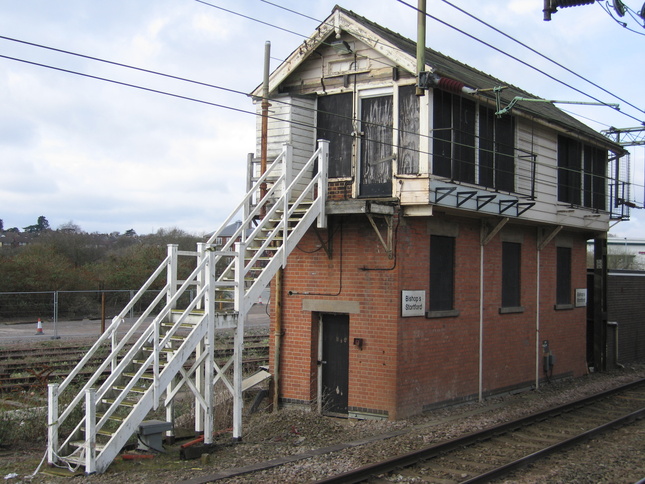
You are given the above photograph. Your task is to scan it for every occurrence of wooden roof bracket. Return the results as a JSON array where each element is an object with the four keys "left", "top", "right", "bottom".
[
  {"left": 481, "top": 217, "right": 509, "bottom": 246},
  {"left": 538, "top": 225, "right": 563, "bottom": 251},
  {"left": 366, "top": 213, "right": 394, "bottom": 259}
]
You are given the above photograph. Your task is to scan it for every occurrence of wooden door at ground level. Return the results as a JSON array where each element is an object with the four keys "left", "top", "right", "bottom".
[{"left": 321, "top": 313, "right": 349, "bottom": 416}]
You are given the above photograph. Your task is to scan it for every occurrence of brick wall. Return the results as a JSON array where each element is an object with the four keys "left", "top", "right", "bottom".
[{"left": 270, "top": 211, "right": 589, "bottom": 419}]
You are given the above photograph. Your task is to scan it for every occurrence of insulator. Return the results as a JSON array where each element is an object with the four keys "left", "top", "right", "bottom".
[
  {"left": 437, "top": 77, "right": 465, "bottom": 94},
  {"left": 554, "top": 0, "right": 595, "bottom": 8}
]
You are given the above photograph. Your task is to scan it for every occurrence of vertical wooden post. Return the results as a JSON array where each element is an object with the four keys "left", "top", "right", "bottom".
[{"left": 101, "top": 292, "right": 106, "bottom": 334}]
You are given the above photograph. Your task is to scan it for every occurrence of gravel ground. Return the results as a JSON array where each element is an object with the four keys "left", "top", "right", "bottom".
[{"left": 2, "top": 362, "right": 644, "bottom": 483}]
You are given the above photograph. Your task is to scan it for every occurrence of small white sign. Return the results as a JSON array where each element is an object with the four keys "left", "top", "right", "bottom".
[
  {"left": 402, "top": 290, "right": 425, "bottom": 317},
  {"left": 575, "top": 288, "right": 587, "bottom": 307}
]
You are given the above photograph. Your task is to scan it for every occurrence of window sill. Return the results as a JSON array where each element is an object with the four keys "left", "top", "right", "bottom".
[
  {"left": 499, "top": 306, "right": 525, "bottom": 314},
  {"left": 426, "top": 309, "right": 460, "bottom": 319},
  {"left": 554, "top": 304, "right": 574, "bottom": 311}
]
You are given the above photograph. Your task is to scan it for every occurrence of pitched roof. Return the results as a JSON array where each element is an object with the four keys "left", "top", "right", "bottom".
[
  {"left": 259, "top": 5, "right": 623, "bottom": 153},
  {"left": 339, "top": 6, "right": 626, "bottom": 151}
]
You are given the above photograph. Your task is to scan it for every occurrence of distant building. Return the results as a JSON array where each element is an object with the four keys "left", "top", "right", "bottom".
[
  {"left": 0, "top": 232, "right": 30, "bottom": 248},
  {"left": 587, "top": 238, "right": 645, "bottom": 269}
]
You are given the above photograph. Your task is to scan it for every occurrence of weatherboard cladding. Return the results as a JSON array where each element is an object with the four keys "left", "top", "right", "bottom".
[{"left": 328, "top": 6, "right": 621, "bottom": 152}]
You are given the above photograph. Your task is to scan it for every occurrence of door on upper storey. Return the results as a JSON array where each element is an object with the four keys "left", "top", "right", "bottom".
[
  {"left": 359, "top": 94, "right": 393, "bottom": 198},
  {"left": 321, "top": 313, "right": 349, "bottom": 416}
]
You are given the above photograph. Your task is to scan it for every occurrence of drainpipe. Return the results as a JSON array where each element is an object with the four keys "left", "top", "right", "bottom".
[
  {"left": 416, "top": 0, "right": 426, "bottom": 96},
  {"left": 535, "top": 248, "right": 541, "bottom": 389},
  {"left": 478, "top": 243, "right": 484, "bottom": 401}
]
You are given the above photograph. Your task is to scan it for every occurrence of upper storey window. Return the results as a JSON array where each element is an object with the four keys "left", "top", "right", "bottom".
[
  {"left": 432, "top": 90, "right": 516, "bottom": 193},
  {"left": 557, "top": 135, "right": 607, "bottom": 210}
]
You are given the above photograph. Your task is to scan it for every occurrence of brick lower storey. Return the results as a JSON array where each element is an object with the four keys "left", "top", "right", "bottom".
[{"left": 269, "top": 212, "right": 589, "bottom": 419}]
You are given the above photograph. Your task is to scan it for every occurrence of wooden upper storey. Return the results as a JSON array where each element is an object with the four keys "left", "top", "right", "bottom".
[{"left": 252, "top": 7, "right": 625, "bottom": 234}]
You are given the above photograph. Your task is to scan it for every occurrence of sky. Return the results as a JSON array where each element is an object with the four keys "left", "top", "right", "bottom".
[{"left": 0, "top": 0, "right": 643, "bottom": 237}]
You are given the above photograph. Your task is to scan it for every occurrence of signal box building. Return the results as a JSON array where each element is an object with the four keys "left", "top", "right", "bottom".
[{"left": 252, "top": 7, "right": 626, "bottom": 419}]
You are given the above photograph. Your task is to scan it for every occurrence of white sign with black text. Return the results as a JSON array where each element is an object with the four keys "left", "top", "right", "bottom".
[{"left": 402, "top": 290, "right": 425, "bottom": 317}]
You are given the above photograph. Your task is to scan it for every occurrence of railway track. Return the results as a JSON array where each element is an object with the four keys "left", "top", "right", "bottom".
[
  {"left": 314, "top": 379, "right": 645, "bottom": 483},
  {"left": 0, "top": 335, "right": 269, "bottom": 393}
]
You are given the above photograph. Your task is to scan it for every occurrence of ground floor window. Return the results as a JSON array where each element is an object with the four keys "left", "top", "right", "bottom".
[
  {"left": 501, "top": 241, "right": 521, "bottom": 310},
  {"left": 429, "top": 235, "right": 455, "bottom": 312},
  {"left": 556, "top": 246, "right": 572, "bottom": 307}
]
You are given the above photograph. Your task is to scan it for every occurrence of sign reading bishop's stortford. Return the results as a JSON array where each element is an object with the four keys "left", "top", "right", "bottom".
[{"left": 401, "top": 290, "right": 425, "bottom": 317}]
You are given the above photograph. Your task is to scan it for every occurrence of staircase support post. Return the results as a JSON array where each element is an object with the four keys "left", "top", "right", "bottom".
[
  {"left": 233, "top": 242, "right": 245, "bottom": 440},
  {"left": 282, "top": 143, "right": 293, "bottom": 268},
  {"left": 165, "top": 348, "right": 176, "bottom": 443},
  {"left": 316, "top": 139, "right": 329, "bottom": 229},
  {"left": 84, "top": 389, "right": 97, "bottom": 474},
  {"left": 204, "top": 249, "right": 216, "bottom": 443},
  {"left": 47, "top": 383, "right": 59, "bottom": 466},
  {"left": 167, "top": 244, "right": 179, "bottom": 309},
  {"left": 195, "top": 243, "right": 206, "bottom": 436}
]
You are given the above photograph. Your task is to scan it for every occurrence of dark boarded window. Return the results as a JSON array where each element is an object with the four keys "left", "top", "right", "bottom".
[
  {"left": 557, "top": 135, "right": 582, "bottom": 205},
  {"left": 398, "top": 84, "right": 419, "bottom": 174},
  {"left": 317, "top": 93, "right": 353, "bottom": 178},
  {"left": 584, "top": 145, "right": 607, "bottom": 210},
  {"left": 559, "top": 135, "right": 607, "bottom": 210},
  {"left": 556, "top": 246, "right": 572, "bottom": 305},
  {"left": 430, "top": 235, "right": 455, "bottom": 311},
  {"left": 432, "top": 90, "right": 477, "bottom": 184},
  {"left": 479, "top": 106, "right": 515, "bottom": 192},
  {"left": 502, "top": 242, "right": 521, "bottom": 308},
  {"left": 359, "top": 95, "right": 393, "bottom": 197},
  {"left": 433, "top": 89, "right": 452, "bottom": 178}
]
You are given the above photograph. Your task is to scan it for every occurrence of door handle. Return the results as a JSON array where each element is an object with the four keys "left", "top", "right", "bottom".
[{"left": 317, "top": 360, "right": 327, "bottom": 365}]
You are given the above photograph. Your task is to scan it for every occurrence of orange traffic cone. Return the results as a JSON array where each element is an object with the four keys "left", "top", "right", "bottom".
[{"left": 35, "top": 318, "right": 44, "bottom": 335}]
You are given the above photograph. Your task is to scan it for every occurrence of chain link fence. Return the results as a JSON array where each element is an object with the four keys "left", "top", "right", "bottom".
[{"left": 0, "top": 290, "right": 194, "bottom": 324}]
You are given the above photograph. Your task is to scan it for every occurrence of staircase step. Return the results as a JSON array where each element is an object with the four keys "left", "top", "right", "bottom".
[
  {"left": 79, "top": 427, "right": 115, "bottom": 437},
  {"left": 102, "top": 398, "right": 138, "bottom": 408},
  {"left": 96, "top": 413, "right": 125, "bottom": 422},
  {"left": 113, "top": 385, "right": 148, "bottom": 394},
  {"left": 124, "top": 372, "right": 154, "bottom": 380},
  {"left": 70, "top": 441, "right": 107, "bottom": 452},
  {"left": 143, "top": 346, "right": 176, "bottom": 353},
  {"left": 133, "top": 359, "right": 168, "bottom": 366}
]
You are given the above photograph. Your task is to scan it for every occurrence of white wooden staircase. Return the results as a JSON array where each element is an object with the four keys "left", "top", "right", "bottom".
[{"left": 46, "top": 140, "right": 329, "bottom": 474}]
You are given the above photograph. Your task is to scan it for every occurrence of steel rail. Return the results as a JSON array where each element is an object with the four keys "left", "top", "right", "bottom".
[
  {"left": 315, "top": 378, "right": 645, "bottom": 484},
  {"left": 462, "top": 407, "right": 645, "bottom": 483}
]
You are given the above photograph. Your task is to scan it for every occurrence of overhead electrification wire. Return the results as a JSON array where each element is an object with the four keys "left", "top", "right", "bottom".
[
  {"left": 0, "top": 7, "right": 639, "bottom": 201},
  {"left": 597, "top": 1, "right": 645, "bottom": 36},
  {"left": 436, "top": 0, "right": 645, "bottom": 115},
  {"left": 260, "top": 0, "right": 321, "bottom": 23},
  {"left": 194, "top": 0, "right": 307, "bottom": 38},
  {"left": 0, "top": 53, "right": 260, "bottom": 119},
  {"left": 395, "top": 0, "right": 644, "bottom": 125},
  {"left": 0, "top": 51, "right": 630, "bottom": 203},
  {"left": 0, "top": 34, "right": 252, "bottom": 100}
]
